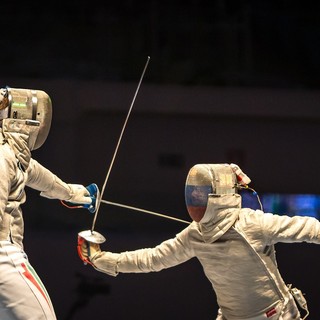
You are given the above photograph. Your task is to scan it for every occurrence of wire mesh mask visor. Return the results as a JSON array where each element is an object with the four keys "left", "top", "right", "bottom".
[{"left": 185, "top": 164, "right": 237, "bottom": 222}]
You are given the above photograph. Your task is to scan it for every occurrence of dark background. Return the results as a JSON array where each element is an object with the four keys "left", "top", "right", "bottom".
[{"left": 1, "top": 1, "right": 320, "bottom": 319}]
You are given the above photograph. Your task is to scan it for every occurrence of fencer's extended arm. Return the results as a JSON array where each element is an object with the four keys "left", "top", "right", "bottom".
[
  {"left": 26, "top": 158, "right": 91, "bottom": 204},
  {"left": 80, "top": 227, "right": 194, "bottom": 277},
  {"left": 242, "top": 209, "right": 320, "bottom": 245}
]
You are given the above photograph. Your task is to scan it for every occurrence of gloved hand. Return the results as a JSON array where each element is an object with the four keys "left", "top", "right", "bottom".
[
  {"left": 77, "top": 235, "right": 101, "bottom": 266},
  {"left": 62, "top": 183, "right": 98, "bottom": 213},
  {"left": 67, "top": 184, "right": 92, "bottom": 204}
]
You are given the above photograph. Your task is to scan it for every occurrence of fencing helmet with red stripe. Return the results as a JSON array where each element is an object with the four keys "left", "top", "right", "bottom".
[{"left": 185, "top": 163, "right": 251, "bottom": 222}]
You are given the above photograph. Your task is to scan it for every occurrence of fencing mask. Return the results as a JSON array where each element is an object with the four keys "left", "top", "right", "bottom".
[
  {"left": 185, "top": 163, "right": 250, "bottom": 222},
  {"left": 0, "top": 87, "right": 52, "bottom": 150}
]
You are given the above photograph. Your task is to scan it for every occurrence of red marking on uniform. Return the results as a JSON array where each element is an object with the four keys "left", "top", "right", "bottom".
[
  {"left": 266, "top": 307, "right": 277, "bottom": 317},
  {"left": 21, "top": 263, "right": 49, "bottom": 304}
]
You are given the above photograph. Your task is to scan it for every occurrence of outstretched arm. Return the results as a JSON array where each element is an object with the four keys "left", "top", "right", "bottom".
[
  {"left": 26, "top": 158, "right": 92, "bottom": 205},
  {"left": 243, "top": 210, "right": 320, "bottom": 245},
  {"left": 78, "top": 228, "right": 194, "bottom": 276}
]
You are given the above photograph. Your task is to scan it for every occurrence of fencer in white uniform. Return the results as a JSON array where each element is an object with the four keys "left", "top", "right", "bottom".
[
  {"left": 78, "top": 163, "right": 319, "bottom": 319},
  {"left": 0, "top": 88, "right": 93, "bottom": 320}
]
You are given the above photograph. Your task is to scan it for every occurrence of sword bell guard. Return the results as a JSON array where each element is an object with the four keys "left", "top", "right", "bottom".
[{"left": 78, "top": 230, "right": 106, "bottom": 244}]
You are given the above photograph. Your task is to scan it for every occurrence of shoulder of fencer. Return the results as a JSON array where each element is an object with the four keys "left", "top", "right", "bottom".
[
  {"left": 174, "top": 222, "right": 200, "bottom": 245},
  {"left": 175, "top": 222, "right": 196, "bottom": 238},
  {"left": 237, "top": 207, "right": 273, "bottom": 222},
  {"left": 236, "top": 208, "right": 269, "bottom": 232},
  {"left": 0, "top": 139, "right": 17, "bottom": 169}
]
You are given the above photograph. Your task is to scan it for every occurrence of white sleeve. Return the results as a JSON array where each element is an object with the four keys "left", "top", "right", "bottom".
[
  {"left": 26, "top": 158, "right": 73, "bottom": 200},
  {"left": 257, "top": 211, "right": 320, "bottom": 245},
  {"left": 91, "top": 228, "right": 194, "bottom": 276}
]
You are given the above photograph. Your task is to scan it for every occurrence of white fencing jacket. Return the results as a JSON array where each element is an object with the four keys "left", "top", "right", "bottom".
[
  {"left": 0, "top": 122, "right": 87, "bottom": 320},
  {"left": 0, "top": 125, "right": 81, "bottom": 249},
  {"left": 91, "top": 193, "right": 320, "bottom": 319}
]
